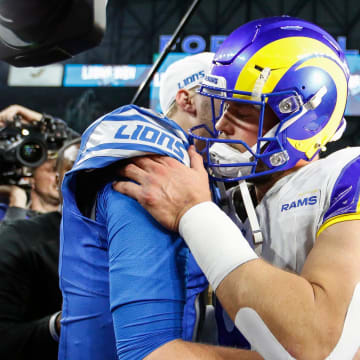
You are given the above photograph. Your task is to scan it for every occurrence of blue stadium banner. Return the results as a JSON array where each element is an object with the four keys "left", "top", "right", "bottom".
[{"left": 63, "top": 64, "right": 151, "bottom": 87}]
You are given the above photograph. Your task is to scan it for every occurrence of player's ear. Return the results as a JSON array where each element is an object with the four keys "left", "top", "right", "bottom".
[{"left": 175, "top": 89, "right": 196, "bottom": 116}]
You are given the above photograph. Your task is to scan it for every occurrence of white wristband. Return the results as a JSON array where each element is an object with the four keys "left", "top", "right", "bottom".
[{"left": 179, "top": 201, "right": 258, "bottom": 290}]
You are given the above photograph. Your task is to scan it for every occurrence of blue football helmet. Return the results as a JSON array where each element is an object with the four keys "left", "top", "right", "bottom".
[{"left": 189, "top": 16, "right": 350, "bottom": 182}]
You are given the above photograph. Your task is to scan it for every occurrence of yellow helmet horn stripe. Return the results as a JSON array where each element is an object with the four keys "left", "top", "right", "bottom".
[{"left": 233, "top": 36, "right": 341, "bottom": 100}]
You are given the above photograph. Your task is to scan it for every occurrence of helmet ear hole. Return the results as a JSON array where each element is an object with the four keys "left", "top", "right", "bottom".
[{"left": 302, "top": 86, "right": 306, "bottom": 90}]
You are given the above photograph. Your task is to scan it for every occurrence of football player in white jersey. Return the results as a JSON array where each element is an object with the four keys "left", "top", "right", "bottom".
[{"left": 114, "top": 16, "right": 360, "bottom": 359}]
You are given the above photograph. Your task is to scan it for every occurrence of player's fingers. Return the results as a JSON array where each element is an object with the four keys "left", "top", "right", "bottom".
[
  {"left": 131, "top": 155, "right": 171, "bottom": 174},
  {"left": 144, "top": 153, "right": 190, "bottom": 172},
  {"left": 112, "top": 180, "right": 142, "bottom": 201},
  {"left": 117, "top": 162, "right": 148, "bottom": 185},
  {"left": 188, "top": 145, "right": 206, "bottom": 172}
]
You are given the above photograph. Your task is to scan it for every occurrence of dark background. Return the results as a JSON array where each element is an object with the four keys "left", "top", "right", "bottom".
[{"left": 0, "top": 0, "right": 359, "bottom": 149}]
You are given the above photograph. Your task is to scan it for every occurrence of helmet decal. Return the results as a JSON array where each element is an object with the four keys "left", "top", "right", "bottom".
[{"left": 288, "top": 56, "right": 348, "bottom": 158}]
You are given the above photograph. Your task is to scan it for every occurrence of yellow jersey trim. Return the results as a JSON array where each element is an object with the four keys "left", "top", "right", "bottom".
[{"left": 317, "top": 212, "right": 360, "bottom": 237}]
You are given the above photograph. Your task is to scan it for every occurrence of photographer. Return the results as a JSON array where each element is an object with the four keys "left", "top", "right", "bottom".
[
  {"left": 0, "top": 158, "right": 59, "bottom": 221},
  {"left": 0, "top": 105, "right": 76, "bottom": 222},
  {"left": 0, "top": 137, "right": 81, "bottom": 360}
]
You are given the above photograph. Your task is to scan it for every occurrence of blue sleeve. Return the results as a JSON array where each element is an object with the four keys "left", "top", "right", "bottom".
[
  {"left": 320, "top": 155, "right": 360, "bottom": 234},
  {"left": 97, "top": 183, "right": 188, "bottom": 360}
]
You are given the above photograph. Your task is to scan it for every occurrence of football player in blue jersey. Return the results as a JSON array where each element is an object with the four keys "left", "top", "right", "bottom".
[
  {"left": 59, "top": 52, "right": 263, "bottom": 360},
  {"left": 114, "top": 17, "right": 360, "bottom": 359}
]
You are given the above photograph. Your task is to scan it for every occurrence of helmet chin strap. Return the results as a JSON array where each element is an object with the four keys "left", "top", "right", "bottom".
[
  {"left": 208, "top": 144, "right": 264, "bottom": 247},
  {"left": 239, "top": 179, "right": 263, "bottom": 247}
]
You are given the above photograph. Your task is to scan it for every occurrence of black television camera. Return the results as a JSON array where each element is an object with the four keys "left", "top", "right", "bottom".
[
  {"left": 0, "top": 0, "right": 106, "bottom": 67},
  {"left": 0, "top": 115, "right": 77, "bottom": 184}
]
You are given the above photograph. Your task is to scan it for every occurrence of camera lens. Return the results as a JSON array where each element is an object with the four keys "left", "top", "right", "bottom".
[
  {"left": 16, "top": 138, "right": 47, "bottom": 167},
  {"left": 20, "top": 143, "right": 43, "bottom": 163}
]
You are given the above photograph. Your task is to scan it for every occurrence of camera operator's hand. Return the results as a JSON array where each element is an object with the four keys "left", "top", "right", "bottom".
[
  {"left": 0, "top": 185, "right": 28, "bottom": 208},
  {"left": 0, "top": 105, "right": 42, "bottom": 127}
]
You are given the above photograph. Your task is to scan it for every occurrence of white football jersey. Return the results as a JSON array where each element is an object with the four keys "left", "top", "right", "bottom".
[
  {"left": 223, "top": 147, "right": 360, "bottom": 359},
  {"left": 229, "top": 147, "right": 360, "bottom": 274}
]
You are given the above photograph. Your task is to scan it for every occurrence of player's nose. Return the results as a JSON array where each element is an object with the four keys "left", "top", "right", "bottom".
[{"left": 215, "top": 114, "right": 235, "bottom": 136}]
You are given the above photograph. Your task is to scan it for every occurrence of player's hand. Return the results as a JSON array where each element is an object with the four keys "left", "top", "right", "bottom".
[
  {"left": 0, "top": 105, "right": 42, "bottom": 127},
  {"left": 0, "top": 185, "right": 28, "bottom": 208},
  {"left": 113, "top": 145, "right": 212, "bottom": 232}
]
